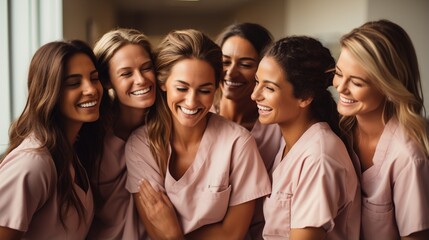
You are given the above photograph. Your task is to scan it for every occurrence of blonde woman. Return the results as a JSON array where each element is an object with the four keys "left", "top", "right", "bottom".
[
  {"left": 88, "top": 28, "right": 159, "bottom": 239},
  {"left": 333, "top": 19, "right": 429, "bottom": 240}
]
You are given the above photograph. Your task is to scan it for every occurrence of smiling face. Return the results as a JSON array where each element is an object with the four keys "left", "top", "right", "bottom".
[
  {"left": 251, "top": 56, "right": 305, "bottom": 126},
  {"left": 59, "top": 53, "right": 103, "bottom": 129},
  {"left": 108, "top": 44, "right": 156, "bottom": 111},
  {"left": 220, "top": 36, "right": 259, "bottom": 102},
  {"left": 333, "top": 47, "right": 385, "bottom": 119},
  {"left": 161, "top": 58, "right": 216, "bottom": 130}
]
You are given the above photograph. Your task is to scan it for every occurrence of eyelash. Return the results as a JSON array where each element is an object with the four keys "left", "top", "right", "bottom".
[{"left": 176, "top": 87, "right": 212, "bottom": 94}]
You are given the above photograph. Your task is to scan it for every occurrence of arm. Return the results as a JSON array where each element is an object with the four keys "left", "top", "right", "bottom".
[
  {"left": 134, "top": 180, "right": 184, "bottom": 240},
  {"left": 0, "top": 226, "right": 24, "bottom": 240},
  {"left": 290, "top": 227, "right": 326, "bottom": 240},
  {"left": 402, "top": 229, "right": 429, "bottom": 240},
  {"left": 185, "top": 200, "right": 256, "bottom": 240}
]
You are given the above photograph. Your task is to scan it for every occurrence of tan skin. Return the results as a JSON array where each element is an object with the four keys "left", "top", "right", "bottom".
[
  {"left": 135, "top": 58, "right": 256, "bottom": 240},
  {"left": 219, "top": 36, "right": 260, "bottom": 131},
  {"left": 0, "top": 54, "right": 101, "bottom": 239}
]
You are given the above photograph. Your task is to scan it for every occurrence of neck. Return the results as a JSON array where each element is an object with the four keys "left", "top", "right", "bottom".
[
  {"left": 66, "top": 123, "right": 82, "bottom": 145},
  {"left": 172, "top": 114, "right": 209, "bottom": 151},
  {"left": 114, "top": 105, "right": 146, "bottom": 140},
  {"left": 279, "top": 112, "right": 316, "bottom": 157},
  {"left": 355, "top": 112, "right": 387, "bottom": 140},
  {"left": 219, "top": 97, "right": 258, "bottom": 127}
]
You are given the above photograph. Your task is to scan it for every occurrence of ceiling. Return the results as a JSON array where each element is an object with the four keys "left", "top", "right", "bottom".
[{"left": 113, "top": 0, "right": 258, "bottom": 14}]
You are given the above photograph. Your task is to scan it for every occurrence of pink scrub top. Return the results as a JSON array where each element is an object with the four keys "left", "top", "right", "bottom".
[
  {"left": 87, "top": 131, "right": 146, "bottom": 240},
  {"left": 0, "top": 136, "right": 94, "bottom": 239},
  {"left": 125, "top": 113, "right": 271, "bottom": 234},
  {"left": 358, "top": 118, "right": 429, "bottom": 239},
  {"left": 263, "top": 122, "right": 360, "bottom": 240}
]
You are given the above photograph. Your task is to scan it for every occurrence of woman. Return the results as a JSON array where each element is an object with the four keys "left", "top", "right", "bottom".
[
  {"left": 214, "top": 22, "right": 281, "bottom": 171},
  {"left": 333, "top": 19, "right": 429, "bottom": 240},
  {"left": 0, "top": 40, "right": 106, "bottom": 239},
  {"left": 252, "top": 36, "right": 360, "bottom": 239},
  {"left": 87, "top": 28, "right": 158, "bottom": 239},
  {"left": 125, "top": 29, "right": 271, "bottom": 239}
]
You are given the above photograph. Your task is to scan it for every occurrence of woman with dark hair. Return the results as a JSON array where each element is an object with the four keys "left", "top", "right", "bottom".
[
  {"left": 0, "top": 40, "right": 106, "bottom": 239},
  {"left": 334, "top": 19, "right": 429, "bottom": 240},
  {"left": 125, "top": 29, "right": 270, "bottom": 239},
  {"left": 252, "top": 36, "right": 360, "bottom": 239}
]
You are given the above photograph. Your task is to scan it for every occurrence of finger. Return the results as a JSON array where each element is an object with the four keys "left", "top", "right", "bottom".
[
  {"left": 139, "top": 180, "right": 156, "bottom": 205},
  {"left": 142, "top": 179, "right": 161, "bottom": 201},
  {"left": 161, "top": 192, "right": 174, "bottom": 209}
]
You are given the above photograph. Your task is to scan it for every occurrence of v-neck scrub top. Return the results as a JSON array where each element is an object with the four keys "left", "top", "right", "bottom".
[
  {"left": 126, "top": 113, "right": 271, "bottom": 234},
  {"left": 263, "top": 122, "right": 360, "bottom": 240},
  {"left": 0, "top": 136, "right": 94, "bottom": 239},
  {"left": 359, "top": 118, "right": 429, "bottom": 239},
  {"left": 87, "top": 131, "right": 146, "bottom": 240}
]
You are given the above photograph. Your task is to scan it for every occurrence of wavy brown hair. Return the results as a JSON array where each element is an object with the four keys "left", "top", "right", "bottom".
[{"left": 1, "top": 40, "right": 108, "bottom": 228}]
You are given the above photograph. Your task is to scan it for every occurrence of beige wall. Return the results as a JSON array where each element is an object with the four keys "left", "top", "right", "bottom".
[
  {"left": 63, "top": 0, "right": 116, "bottom": 47},
  {"left": 367, "top": 0, "right": 429, "bottom": 112}
]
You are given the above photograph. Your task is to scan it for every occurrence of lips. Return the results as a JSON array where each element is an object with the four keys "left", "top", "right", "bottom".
[
  {"left": 131, "top": 87, "right": 151, "bottom": 95},
  {"left": 339, "top": 96, "right": 357, "bottom": 104},
  {"left": 78, "top": 100, "right": 97, "bottom": 108},
  {"left": 257, "top": 104, "right": 272, "bottom": 111},
  {"left": 180, "top": 106, "right": 199, "bottom": 115},
  {"left": 224, "top": 80, "right": 244, "bottom": 87}
]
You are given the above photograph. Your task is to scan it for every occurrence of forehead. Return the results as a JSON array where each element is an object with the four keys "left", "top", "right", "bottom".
[
  {"left": 337, "top": 48, "right": 369, "bottom": 77},
  {"left": 221, "top": 36, "right": 258, "bottom": 58},
  {"left": 168, "top": 58, "right": 215, "bottom": 85},
  {"left": 66, "top": 53, "right": 95, "bottom": 73}
]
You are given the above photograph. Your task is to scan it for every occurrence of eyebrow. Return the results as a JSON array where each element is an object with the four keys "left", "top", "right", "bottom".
[
  {"left": 255, "top": 76, "right": 281, "bottom": 88},
  {"left": 222, "top": 55, "right": 257, "bottom": 62},
  {"left": 335, "top": 66, "right": 368, "bottom": 83},
  {"left": 176, "top": 80, "right": 214, "bottom": 87},
  {"left": 65, "top": 70, "right": 98, "bottom": 80}
]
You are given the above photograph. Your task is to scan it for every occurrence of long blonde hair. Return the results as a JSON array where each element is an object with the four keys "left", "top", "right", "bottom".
[
  {"left": 339, "top": 19, "right": 429, "bottom": 156},
  {"left": 147, "top": 29, "right": 223, "bottom": 177}
]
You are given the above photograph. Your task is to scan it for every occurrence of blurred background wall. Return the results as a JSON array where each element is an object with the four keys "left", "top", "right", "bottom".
[{"left": 1, "top": 0, "right": 428, "bottom": 153}]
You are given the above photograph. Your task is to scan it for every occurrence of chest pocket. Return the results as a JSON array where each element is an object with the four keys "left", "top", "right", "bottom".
[
  {"left": 263, "top": 191, "right": 292, "bottom": 238},
  {"left": 362, "top": 197, "right": 398, "bottom": 239},
  {"left": 197, "top": 185, "right": 232, "bottom": 224}
]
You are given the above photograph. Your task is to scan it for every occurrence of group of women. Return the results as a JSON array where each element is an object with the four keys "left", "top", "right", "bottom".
[{"left": 0, "top": 19, "right": 428, "bottom": 240}]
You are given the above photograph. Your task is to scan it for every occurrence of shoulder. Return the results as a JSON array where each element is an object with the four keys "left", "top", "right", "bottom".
[
  {"left": 126, "top": 125, "right": 150, "bottom": 148},
  {"left": 0, "top": 138, "right": 56, "bottom": 188},
  {"left": 208, "top": 113, "right": 253, "bottom": 140}
]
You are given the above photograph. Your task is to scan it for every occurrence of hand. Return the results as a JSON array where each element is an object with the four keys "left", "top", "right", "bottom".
[{"left": 138, "top": 179, "right": 183, "bottom": 239}]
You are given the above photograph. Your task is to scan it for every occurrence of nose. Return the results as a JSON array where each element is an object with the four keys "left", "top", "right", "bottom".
[
  {"left": 333, "top": 76, "right": 347, "bottom": 94},
  {"left": 82, "top": 79, "right": 97, "bottom": 96},
  {"left": 225, "top": 62, "right": 238, "bottom": 79},
  {"left": 251, "top": 83, "right": 262, "bottom": 102},
  {"left": 134, "top": 71, "right": 144, "bottom": 85},
  {"left": 185, "top": 90, "right": 197, "bottom": 108}
]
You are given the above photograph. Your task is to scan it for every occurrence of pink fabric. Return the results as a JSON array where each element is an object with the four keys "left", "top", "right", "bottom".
[
  {"left": 0, "top": 136, "right": 93, "bottom": 239},
  {"left": 247, "top": 121, "right": 282, "bottom": 240},
  {"left": 126, "top": 113, "right": 271, "bottom": 234},
  {"left": 263, "top": 122, "right": 360, "bottom": 240},
  {"left": 88, "top": 131, "right": 146, "bottom": 240},
  {"left": 360, "top": 118, "right": 429, "bottom": 239}
]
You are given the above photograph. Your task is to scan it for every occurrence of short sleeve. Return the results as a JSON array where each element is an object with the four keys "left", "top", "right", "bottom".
[
  {"left": 394, "top": 157, "right": 429, "bottom": 236},
  {"left": 229, "top": 135, "right": 271, "bottom": 206},
  {"left": 290, "top": 155, "right": 347, "bottom": 232},
  {"left": 125, "top": 126, "right": 165, "bottom": 193},
  {"left": 0, "top": 149, "right": 54, "bottom": 231}
]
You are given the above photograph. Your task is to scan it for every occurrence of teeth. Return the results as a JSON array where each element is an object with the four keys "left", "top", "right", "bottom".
[
  {"left": 78, "top": 101, "right": 97, "bottom": 108},
  {"left": 224, "top": 81, "right": 244, "bottom": 87},
  {"left": 340, "top": 96, "right": 357, "bottom": 104},
  {"left": 257, "top": 105, "right": 272, "bottom": 111},
  {"left": 131, "top": 87, "right": 150, "bottom": 95},
  {"left": 181, "top": 107, "right": 199, "bottom": 115}
]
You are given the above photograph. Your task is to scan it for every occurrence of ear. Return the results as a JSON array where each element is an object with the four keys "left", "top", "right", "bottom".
[
  {"left": 160, "top": 84, "right": 167, "bottom": 92},
  {"left": 298, "top": 97, "right": 313, "bottom": 108}
]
